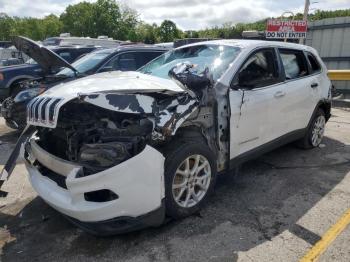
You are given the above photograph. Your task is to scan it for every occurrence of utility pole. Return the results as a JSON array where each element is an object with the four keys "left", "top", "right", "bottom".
[{"left": 300, "top": 0, "right": 310, "bottom": 44}]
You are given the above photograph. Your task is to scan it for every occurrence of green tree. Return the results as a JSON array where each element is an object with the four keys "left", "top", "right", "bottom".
[
  {"left": 60, "top": 2, "right": 95, "bottom": 37},
  {"left": 92, "top": 0, "right": 122, "bottom": 39},
  {"left": 0, "top": 14, "right": 15, "bottom": 41},
  {"left": 132, "top": 22, "right": 157, "bottom": 43},
  {"left": 42, "top": 15, "right": 63, "bottom": 38},
  {"left": 158, "top": 20, "right": 180, "bottom": 42},
  {"left": 60, "top": 0, "right": 138, "bottom": 40}
]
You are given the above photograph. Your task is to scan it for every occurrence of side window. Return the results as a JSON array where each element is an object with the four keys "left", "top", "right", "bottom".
[
  {"left": 279, "top": 49, "right": 309, "bottom": 80},
  {"left": 136, "top": 52, "right": 164, "bottom": 68},
  {"left": 101, "top": 55, "right": 118, "bottom": 71},
  {"left": 234, "top": 49, "right": 279, "bottom": 89},
  {"left": 71, "top": 49, "right": 90, "bottom": 62},
  {"left": 58, "top": 52, "right": 72, "bottom": 63},
  {"left": 100, "top": 53, "right": 137, "bottom": 72},
  {"left": 306, "top": 52, "right": 321, "bottom": 73},
  {"left": 118, "top": 53, "right": 137, "bottom": 71}
]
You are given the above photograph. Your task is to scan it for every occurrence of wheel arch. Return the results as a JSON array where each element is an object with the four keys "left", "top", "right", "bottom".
[
  {"left": 306, "top": 99, "right": 331, "bottom": 132},
  {"left": 317, "top": 99, "right": 331, "bottom": 121},
  {"left": 6, "top": 75, "right": 33, "bottom": 89},
  {"left": 173, "top": 125, "right": 208, "bottom": 144}
]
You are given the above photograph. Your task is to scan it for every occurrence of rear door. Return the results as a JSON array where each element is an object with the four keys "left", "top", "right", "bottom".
[{"left": 277, "top": 48, "right": 318, "bottom": 132}]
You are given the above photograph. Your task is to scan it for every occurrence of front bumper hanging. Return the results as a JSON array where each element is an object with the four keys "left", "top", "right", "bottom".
[{"left": 23, "top": 138, "right": 166, "bottom": 234}]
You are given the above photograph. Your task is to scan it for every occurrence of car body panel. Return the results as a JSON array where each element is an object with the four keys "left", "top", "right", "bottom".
[
  {"left": 228, "top": 42, "right": 331, "bottom": 159},
  {"left": 44, "top": 71, "right": 184, "bottom": 98}
]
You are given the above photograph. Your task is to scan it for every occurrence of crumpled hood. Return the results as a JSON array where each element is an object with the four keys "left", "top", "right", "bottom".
[
  {"left": 13, "top": 36, "right": 77, "bottom": 73},
  {"left": 27, "top": 71, "right": 189, "bottom": 129},
  {"left": 44, "top": 71, "right": 185, "bottom": 98}
]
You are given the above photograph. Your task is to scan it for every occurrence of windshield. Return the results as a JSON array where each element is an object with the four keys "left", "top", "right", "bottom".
[
  {"left": 57, "top": 51, "right": 111, "bottom": 77},
  {"left": 139, "top": 44, "right": 241, "bottom": 81}
]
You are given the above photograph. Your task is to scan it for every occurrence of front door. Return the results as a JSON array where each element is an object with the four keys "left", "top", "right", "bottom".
[{"left": 229, "top": 48, "right": 284, "bottom": 159}]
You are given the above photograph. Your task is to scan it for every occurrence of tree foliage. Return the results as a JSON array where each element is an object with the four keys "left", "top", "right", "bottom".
[
  {"left": 60, "top": 0, "right": 138, "bottom": 40},
  {"left": 0, "top": 13, "right": 62, "bottom": 41},
  {"left": 0, "top": 5, "right": 349, "bottom": 43},
  {"left": 158, "top": 20, "right": 180, "bottom": 42}
]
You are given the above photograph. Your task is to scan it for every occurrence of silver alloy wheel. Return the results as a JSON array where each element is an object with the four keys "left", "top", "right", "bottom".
[
  {"left": 311, "top": 115, "right": 326, "bottom": 146},
  {"left": 172, "top": 154, "right": 211, "bottom": 208}
]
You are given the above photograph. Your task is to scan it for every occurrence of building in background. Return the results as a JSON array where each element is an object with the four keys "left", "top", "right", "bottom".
[{"left": 306, "top": 17, "right": 350, "bottom": 94}]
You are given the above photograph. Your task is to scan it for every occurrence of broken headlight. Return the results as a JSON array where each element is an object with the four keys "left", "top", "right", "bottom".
[{"left": 78, "top": 142, "right": 131, "bottom": 173}]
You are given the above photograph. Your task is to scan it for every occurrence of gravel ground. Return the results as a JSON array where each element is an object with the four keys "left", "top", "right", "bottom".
[{"left": 0, "top": 108, "right": 349, "bottom": 262}]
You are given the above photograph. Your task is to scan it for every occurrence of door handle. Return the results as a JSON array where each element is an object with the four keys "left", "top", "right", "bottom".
[
  {"left": 274, "top": 91, "right": 286, "bottom": 98},
  {"left": 311, "top": 83, "right": 318, "bottom": 88}
]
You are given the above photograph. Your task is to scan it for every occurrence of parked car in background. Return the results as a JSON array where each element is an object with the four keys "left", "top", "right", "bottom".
[
  {"left": 43, "top": 33, "right": 124, "bottom": 48},
  {"left": 0, "top": 36, "right": 98, "bottom": 101},
  {"left": 1, "top": 37, "right": 168, "bottom": 129},
  {"left": 1, "top": 40, "right": 332, "bottom": 235},
  {"left": 0, "top": 58, "right": 22, "bottom": 67}
]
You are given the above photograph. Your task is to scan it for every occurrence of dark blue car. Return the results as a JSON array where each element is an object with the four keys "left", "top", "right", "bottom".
[
  {"left": 0, "top": 39, "right": 98, "bottom": 100},
  {"left": 1, "top": 36, "right": 168, "bottom": 130}
]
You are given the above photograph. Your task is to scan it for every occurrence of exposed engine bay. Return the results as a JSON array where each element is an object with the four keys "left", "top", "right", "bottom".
[{"left": 36, "top": 102, "right": 154, "bottom": 175}]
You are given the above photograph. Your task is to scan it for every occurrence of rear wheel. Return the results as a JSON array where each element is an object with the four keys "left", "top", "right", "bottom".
[
  {"left": 163, "top": 140, "right": 217, "bottom": 219},
  {"left": 298, "top": 109, "right": 326, "bottom": 149}
]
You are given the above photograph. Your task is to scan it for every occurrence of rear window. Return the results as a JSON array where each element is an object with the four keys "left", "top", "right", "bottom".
[
  {"left": 306, "top": 52, "right": 321, "bottom": 73},
  {"left": 279, "top": 49, "right": 309, "bottom": 80}
]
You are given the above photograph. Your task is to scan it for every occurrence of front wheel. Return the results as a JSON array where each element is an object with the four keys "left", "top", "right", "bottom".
[{"left": 163, "top": 141, "right": 217, "bottom": 219}]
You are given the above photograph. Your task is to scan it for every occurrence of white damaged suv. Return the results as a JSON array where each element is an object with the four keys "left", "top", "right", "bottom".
[{"left": 1, "top": 40, "right": 331, "bottom": 235}]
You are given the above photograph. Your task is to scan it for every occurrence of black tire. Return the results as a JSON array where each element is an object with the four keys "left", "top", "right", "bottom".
[
  {"left": 297, "top": 108, "right": 326, "bottom": 149},
  {"left": 163, "top": 140, "right": 217, "bottom": 219},
  {"left": 10, "top": 83, "right": 24, "bottom": 98}
]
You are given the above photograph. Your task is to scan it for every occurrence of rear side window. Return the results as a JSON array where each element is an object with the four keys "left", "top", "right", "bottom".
[
  {"left": 136, "top": 51, "right": 164, "bottom": 68},
  {"left": 58, "top": 52, "right": 72, "bottom": 63},
  {"left": 235, "top": 48, "right": 280, "bottom": 89},
  {"left": 306, "top": 52, "right": 321, "bottom": 73},
  {"left": 279, "top": 49, "right": 309, "bottom": 80},
  {"left": 118, "top": 53, "right": 137, "bottom": 71}
]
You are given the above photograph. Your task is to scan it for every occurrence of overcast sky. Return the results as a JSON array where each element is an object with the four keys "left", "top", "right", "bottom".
[{"left": 1, "top": 0, "right": 349, "bottom": 30}]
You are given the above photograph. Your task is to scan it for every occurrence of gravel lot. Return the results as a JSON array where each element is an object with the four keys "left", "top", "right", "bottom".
[{"left": 0, "top": 108, "right": 349, "bottom": 262}]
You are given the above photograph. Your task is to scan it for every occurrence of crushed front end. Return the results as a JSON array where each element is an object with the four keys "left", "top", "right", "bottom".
[{"left": 21, "top": 83, "right": 202, "bottom": 234}]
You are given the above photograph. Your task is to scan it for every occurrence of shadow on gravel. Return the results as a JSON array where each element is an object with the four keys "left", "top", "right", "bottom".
[
  {"left": 1, "top": 137, "right": 349, "bottom": 262},
  {"left": 0, "top": 130, "right": 20, "bottom": 144},
  {"left": 0, "top": 128, "right": 21, "bottom": 165}
]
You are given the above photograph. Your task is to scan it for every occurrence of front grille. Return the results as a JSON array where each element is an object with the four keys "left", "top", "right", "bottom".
[{"left": 27, "top": 96, "right": 63, "bottom": 127}]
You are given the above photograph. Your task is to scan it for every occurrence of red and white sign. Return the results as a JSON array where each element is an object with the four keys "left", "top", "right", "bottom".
[{"left": 266, "top": 19, "right": 307, "bottom": 39}]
